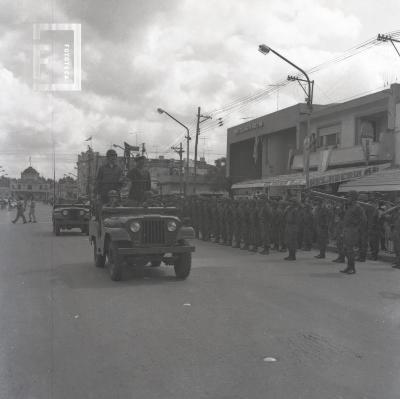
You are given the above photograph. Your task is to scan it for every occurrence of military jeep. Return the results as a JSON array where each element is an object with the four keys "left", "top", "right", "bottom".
[
  {"left": 89, "top": 205, "right": 195, "bottom": 281},
  {"left": 52, "top": 203, "right": 90, "bottom": 236}
]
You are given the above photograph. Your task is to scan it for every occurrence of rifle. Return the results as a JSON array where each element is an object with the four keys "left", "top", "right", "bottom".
[
  {"left": 309, "top": 190, "right": 374, "bottom": 209},
  {"left": 380, "top": 204, "right": 400, "bottom": 217}
]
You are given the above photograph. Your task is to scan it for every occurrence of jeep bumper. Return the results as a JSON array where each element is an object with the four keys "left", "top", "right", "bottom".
[{"left": 118, "top": 245, "right": 195, "bottom": 255}]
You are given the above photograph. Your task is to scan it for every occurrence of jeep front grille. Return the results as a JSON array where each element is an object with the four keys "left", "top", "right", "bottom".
[
  {"left": 69, "top": 209, "right": 80, "bottom": 220},
  {"left": 142, "top": 220, "right": 165, "bottom": 244}
]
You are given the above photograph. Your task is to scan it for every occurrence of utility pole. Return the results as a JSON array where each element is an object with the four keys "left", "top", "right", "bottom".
[
  {"left": 87, "top": 145, "right": 93, "bottom": 203},
  {"left": 194, "top": 106, "right": 212, "bottom": 194},
  {"left": 171, "top": 142, "right": 184, "bottom": 195},
  {"left": 377, "top": 33, "right": 400, "bottom": 58}
]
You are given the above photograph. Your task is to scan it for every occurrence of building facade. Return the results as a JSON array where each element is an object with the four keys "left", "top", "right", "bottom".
[
  {"left": 228, "top": 84, "right": 400, "bottom": 195},
  {"left": 10, "top": 167, "right": 53, "bottom": 200}
]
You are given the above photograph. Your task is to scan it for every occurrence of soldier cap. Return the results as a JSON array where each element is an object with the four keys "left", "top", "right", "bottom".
[{"left": 106, "top": 149, "right": 117, "bottom": 158}]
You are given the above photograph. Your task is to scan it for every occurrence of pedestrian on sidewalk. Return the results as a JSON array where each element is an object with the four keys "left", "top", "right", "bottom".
[
  {"left": 28, "top": 195, "right": 37, "bottom": 223},
  {"left": 12, "top": 197, "right": 27, "bottom": 224}
]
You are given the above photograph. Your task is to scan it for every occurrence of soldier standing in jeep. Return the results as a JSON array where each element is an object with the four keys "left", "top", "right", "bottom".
[
  {"left": 95, "top": 149, "right": 124, "bottom": 204},
  {"left": 126, "top": 155, "right": 151, "bottom": 203}
]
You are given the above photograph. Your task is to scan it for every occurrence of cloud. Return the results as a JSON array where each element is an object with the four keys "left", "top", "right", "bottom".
[{"left": 0, "top": 0, "right": 399, "bottom": 179}]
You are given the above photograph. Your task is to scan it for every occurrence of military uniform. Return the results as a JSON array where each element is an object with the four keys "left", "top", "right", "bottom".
[
  {"left": 296, "top": 205, "right": 305, "bottom": 249},
  {"left": 258, "top": 200, "right": 271, "bottom": 254},
  {"left": 95, "top": 162, "right": 123, "bottom": 204},
  {"left": 279, "top": 203, "right": 287, "bottom": 251},
  {"left": 314, "top": 201, "right": 329, "bottom": 259},
  {"left": 284, "top": 200, "right": 299, "bottom": 260},
  {"left": 224, "top": 200, "right": 234, "bottom": 246},
  {"left": 341, "top": 193, "right": 366, "bottom": 274},
  {"left": 302, "top": 204, "right": 314, "bottom": 251},
  {"left": 270, "top": 202, "right": 280, "bottom": 250},
  {"left": 366, "top": 203, "right": 380, "bottom": 260},
  {"left": 239, "top": 201, "right": 250, "bottom": 250},
  {"left": 232, "top": 201, "right": 241, "bottom": 248},
  {"left": 249, "top": 201, "right": 259, "bottom": 251},
  {"left": 392, "top": 207, "right": 400, "bottom": 269},
  {"left": 332, "top": 206, "right": 345, "bottom": 263}
]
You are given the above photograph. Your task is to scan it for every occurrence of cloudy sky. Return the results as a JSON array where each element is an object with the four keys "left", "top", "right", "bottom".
[{"left": 0, "top": 0, "right": 400, "bottom": 178}]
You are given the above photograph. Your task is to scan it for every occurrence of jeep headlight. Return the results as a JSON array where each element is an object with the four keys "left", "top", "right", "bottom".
[
  {"left": 167, "top": 220, "right": 177, "bottom": 232},
  {"left": 79, "top": 210, "right": 85, "bottom": 216},
  {"left": 129, "top": 221, "right": 141, "bottom": 233},
  {"left": 62, "top": 210, "right": 68, "bottom": 216}
]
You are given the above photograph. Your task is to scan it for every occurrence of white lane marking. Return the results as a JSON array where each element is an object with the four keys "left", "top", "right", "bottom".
[
  {"left": 183, "top": 303, "right": 191, "bottom": 307},
  {"left": 263, "top": 357, "right": 277, "bottom": 362}
]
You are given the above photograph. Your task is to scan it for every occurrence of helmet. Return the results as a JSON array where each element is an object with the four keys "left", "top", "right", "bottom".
[{"left": 106, "top": 149, "right": 117, "bottom": 158}]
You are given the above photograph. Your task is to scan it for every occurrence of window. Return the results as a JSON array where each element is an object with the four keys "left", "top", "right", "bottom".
[
  {"left": 18, "top": 184, "right": 21, "bottom": 189},
  {"left": 317, "top": 124, "right": 341, "bottom": 148},
  {"left": 356, "top": 112, "right": 386, "bottom": 144},
  {"left": 27, "top": 185, "right": 32, "bottom": 190},
  {"left": 325, "top": 133, "right": 339, "bottom": 146}
]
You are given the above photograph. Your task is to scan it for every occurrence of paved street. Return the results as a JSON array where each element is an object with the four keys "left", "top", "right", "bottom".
[{"left": 0, "top": 204, "right": 400, "bottom": 399}]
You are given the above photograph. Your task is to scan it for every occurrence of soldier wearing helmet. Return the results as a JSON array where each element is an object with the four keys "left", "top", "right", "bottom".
[
  {"left": 127, "top": 155, "right": 151, "bottom": 203},
  {"left": 95, "top": 149, "right": 123, "bottom": 204},
  {"left": 340, "top": 190, "right": 367, "bottom": 274}
]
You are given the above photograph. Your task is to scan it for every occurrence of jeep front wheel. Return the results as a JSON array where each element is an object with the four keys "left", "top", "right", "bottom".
[
  {"left": 107, "top": 242, "right": 123, "bottom": 281},
  {"left": 53, "top": 222, "right": 60, "bottom": 236},
  {"left": 93, "top": 238, "right": 106, "bottom": 268},
  {"left": 174, "top": 252, "right": 191, "bottom": 280}
]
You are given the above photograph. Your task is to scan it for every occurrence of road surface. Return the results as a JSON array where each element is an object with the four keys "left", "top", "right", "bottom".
[{"left": 0, "top": 204, "right": 399, "bottom": 399}]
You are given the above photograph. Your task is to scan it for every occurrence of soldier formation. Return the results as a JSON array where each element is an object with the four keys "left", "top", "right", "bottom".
[{"left": 182, "top": 190, "right": 400, "bottom": 275}]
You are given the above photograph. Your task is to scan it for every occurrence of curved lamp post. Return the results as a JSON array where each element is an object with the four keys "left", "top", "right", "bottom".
[
  {"left": 258, "top": 44, "right": 314, "bottom": 189},
  {"left": 157, "top": 108, "right": 191, "bottom": 195}
]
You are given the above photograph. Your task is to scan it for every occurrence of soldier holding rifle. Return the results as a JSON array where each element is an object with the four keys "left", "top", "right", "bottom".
[{"left": 341, "top": 191, "right": 367, "bottom": 274}]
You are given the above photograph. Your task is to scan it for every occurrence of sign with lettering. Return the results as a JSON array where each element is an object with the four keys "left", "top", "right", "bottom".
[{"left": 233, "top": 120, "right": 264, "bottom": 135}]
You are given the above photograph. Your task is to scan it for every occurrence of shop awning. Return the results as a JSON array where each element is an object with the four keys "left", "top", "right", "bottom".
[
  {"left": 232, "top": 163, "right": 391, "bottom": 190},
  {"left": 339, "top": 167, "right": 400, "bottom": 192}
]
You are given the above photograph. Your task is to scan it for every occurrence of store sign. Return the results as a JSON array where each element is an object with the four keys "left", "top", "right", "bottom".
[
  {"left": 234, "top": 120, "right": 264, "bottom": 135},
  {"left": 309, "top": 165, "right": 381, "bottom": 187}
]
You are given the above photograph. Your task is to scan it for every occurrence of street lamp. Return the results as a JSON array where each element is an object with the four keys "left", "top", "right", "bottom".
[
  {"left": 259, "top": 44, "right": 314, "bottom": 189},
  {"left": 157, "top": 108, "right": 191, "bottom": 195}
]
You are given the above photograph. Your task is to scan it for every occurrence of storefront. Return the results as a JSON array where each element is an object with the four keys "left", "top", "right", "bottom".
[{"left": 231, "top": 163, "right": 391, "bottom": 199}]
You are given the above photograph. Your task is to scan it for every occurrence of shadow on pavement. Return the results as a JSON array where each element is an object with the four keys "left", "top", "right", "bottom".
[
  {"left": 379, "top": 291, "right": 400, "bottom": 300},
  {"left": 54, "top": 262, "right": 180, "bottom": 289},
  {"left": 308, "top": 272, "right": 344, "bottom": 278}
]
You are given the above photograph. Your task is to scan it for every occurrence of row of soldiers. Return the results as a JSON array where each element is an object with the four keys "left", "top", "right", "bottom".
[{"left": 182, "top": 191, "right": 400, "bottom": 274}]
